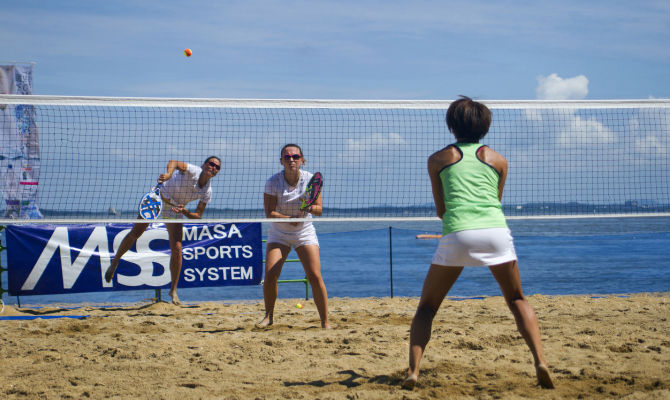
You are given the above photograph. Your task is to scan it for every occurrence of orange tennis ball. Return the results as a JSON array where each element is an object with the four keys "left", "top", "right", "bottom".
[
  {"left": 296, "top": 303, "right": 303, "bottom": 309},
  {"left": 184, "top": 48, "right": 192, "bottom": 57}
]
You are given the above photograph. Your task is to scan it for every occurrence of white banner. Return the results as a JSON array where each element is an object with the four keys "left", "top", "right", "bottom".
[{"left": 1, "top": 63, "right": 42, "bottom": 219}]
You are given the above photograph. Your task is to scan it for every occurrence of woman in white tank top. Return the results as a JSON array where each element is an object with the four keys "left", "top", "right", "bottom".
[{"left": 257, "top": 144, "right": 330, "bottom": 329}]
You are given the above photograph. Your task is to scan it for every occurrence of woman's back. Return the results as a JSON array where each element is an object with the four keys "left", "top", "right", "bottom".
[{"left": 432, "top": 142, "right": 508, "bottom": 234}]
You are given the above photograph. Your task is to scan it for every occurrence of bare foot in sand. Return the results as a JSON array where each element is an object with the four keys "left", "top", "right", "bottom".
[
  {"left": 536, "top": 364, "right": 554, "bottom": 389},
  {"left": 401, "top": 373, "right": 417, "bottom": 390},
  {"left": 256, "top": 314, "right": 273, "bottom": 328},
  {"left": 104, "top": 264, "right": 117, "bottom": 283},
  {"left": 169, "top": 290, "right": 181, "bottom": 305}
]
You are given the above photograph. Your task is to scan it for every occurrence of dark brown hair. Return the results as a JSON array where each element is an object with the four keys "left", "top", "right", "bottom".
[
  {"left": 280, "top": 143, "right": 305, "bottom": 163},
  {"left": 446, "top": 96, "right": 492, "bottom": 143},
  {"left": 203, "top": 156, "right": 221, "bottom": 165}
]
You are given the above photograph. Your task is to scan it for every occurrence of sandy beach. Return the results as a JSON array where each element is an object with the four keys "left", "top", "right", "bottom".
[{"left": 1, "top": 293, "right": 668, "bottom": 399}]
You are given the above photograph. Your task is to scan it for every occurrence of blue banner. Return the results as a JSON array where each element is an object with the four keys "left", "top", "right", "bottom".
[{"left": 6, "top": 223, "right": 263, "bottom": 296}]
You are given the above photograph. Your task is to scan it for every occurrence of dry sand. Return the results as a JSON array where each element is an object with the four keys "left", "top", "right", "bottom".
[{"left": 1, "top": 293, "right": 669, "bottom": 399}]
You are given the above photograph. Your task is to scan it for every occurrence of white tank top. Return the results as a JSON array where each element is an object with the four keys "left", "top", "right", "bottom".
[{"left": 264, "top": 170, "right": 313, "bottom": 232}]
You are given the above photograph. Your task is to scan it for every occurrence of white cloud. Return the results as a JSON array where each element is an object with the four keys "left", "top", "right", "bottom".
[
  {"left": 556, "top": 115, "right": 615, "bottom": 147},
  {"left": 536, "top": 73, "right": 589, "bottom": 100},
  {"left": 634, "top": 135, "right": 667, "bottom": 157},
  {"left": 522, "top": 106, "right": 575, "bottom": 122},
  {"left": 346, "top": 132, "right": 406, "bottom": 152},
  {"left": 629, "top": 110, "right": 670, "bottom": 158},
  {"left": 336, "top": 132, "right": 407, "bottom": 164}
]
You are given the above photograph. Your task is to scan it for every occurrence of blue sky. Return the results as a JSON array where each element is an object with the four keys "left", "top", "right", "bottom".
[
  {"left": 2, "top": 0, "right": 670, "bottom": 100},
  {"left": 2, "top": 1, "right": 669, "bottom": 218}
]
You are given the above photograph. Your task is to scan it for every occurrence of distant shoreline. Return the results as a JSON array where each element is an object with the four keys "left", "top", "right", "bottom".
[{"left": 33, "top": 201, "right": 670, "bottom": 219}]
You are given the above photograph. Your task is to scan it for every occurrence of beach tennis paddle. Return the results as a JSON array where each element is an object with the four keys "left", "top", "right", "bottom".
[
  {"left": 300, "top": 172, "right": 323, "bottom": 211},
  {"left": 138, "top": 183, "right": 163, "bottom": 220}
]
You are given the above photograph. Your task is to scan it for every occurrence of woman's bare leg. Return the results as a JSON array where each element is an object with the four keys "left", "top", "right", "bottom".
[
  {"left": 489, "top": 260, "right": 554, "bottom": 389},
  {"left": 257, "top": 243, "right": 290, "bottom": 327},
  {"left": 404, "top": 265, "right": 463, "bottom": 389},
  {"left": 296, "top": 244, "right": 330, "bottom": 328},
  {"left": 105, "top": 219, "right": 149, "bottom": 283},
  {"left": 166, "top": 223, "right": 184, "bottom": 305}
]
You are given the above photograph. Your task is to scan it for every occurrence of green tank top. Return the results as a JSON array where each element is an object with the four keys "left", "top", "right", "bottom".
[{"left": 439, "top": 142, "right": 508, "bottom": 234}]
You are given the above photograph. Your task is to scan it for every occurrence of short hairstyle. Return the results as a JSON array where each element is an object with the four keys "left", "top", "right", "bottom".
[
  {"left": 446, "top": 96, "right": 492, "bottom": 142},
  {"left": 280, "top": 143, "right": 303, "bottom": 157},
  {"left": 203, "top": 156, "right": 221, "bottom": 165},
  {"left": 280, "top": 143, "right": 306, "bottom": 165}
]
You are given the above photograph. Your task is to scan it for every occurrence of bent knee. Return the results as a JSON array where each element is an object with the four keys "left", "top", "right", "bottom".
[
  {"left": 264, "top": 268, "right": 282, "bottom": 282},
  {"left": 304, "top": 270, "right": 323, "bottom": 283},
  {"left": 506, "top": 296, "right": 528, "bottom": 311},
  {"left": 415, "top": 304, "right": 438, "bottom": 319}
]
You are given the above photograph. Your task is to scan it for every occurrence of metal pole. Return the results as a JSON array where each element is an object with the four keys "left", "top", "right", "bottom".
[
  {"left": 0, "top": 225, "right": 19, "bottom": 307},
  {"left": 389, "top": 226, "right": 394, "bottom": 298},
  {"left": 0, "top": 226, "right": 6, "bottom": 305}
]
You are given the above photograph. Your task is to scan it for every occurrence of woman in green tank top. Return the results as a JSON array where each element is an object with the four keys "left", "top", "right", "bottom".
[{"left": 404, "top": 97, "right": 554, "bottom": 390}]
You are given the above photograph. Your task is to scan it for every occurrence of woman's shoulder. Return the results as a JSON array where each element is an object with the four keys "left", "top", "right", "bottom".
[
  {"left": 432, "top": 143, "right": 460, "bottom": 155},
  {"left": 429, "top": 144, "right": 461, "bottom": 167},
  {"left": 477, "top": 145, "right": 506, "bottom": 164},
  {"left": 185, "top": 163, "right": 201, "bottom": 175},
  {"left": 300, "top": 169, "right": 313, "bottom": 180},
  {"left": 267, "top": 170, "right": 284, "bottom": 181},
  {"left": 264, "top": 171, "right": 282, "bottom": 189}
]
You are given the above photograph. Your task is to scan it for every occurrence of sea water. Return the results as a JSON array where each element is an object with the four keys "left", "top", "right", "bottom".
[{"left": 2, "top": 217, "right": 669, "bottom": 306}]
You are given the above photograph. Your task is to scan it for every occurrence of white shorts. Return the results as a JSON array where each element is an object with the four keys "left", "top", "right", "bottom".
[
  {"left": 431, "top": 228, "right": 517, "bottom": 267},
  {"left": 267, "top": 223, "right": 319, "bottom": 249}
]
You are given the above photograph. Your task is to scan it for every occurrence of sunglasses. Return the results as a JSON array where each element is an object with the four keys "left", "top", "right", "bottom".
[
  {"left": 283, "top": 154, "right": 302, "bottom": 161},
  {"left": 207, "top": 161, "right": 221, "bottom": 171}
]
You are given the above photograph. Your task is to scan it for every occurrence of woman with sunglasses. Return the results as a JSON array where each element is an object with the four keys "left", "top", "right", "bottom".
[
  {"left": 257, "top": 144, "right": 329, "bottom": 329},
  {"left": 104, "top": 156, "right": 221, "bottom": 305}
]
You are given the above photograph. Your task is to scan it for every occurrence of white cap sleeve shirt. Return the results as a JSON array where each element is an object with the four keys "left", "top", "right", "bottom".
[
  {"left": 265, "top": 170, "right": 313, "bottom": 233},
  {"left": 161, "top": 163, "right": 212, "bottom": 206}
]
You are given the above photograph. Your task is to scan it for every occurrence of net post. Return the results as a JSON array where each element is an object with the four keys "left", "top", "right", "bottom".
[
  {"left": 0, "top": 225, "right": 20, "bottom": 308},
  {"left": 0, "top": 225, "right": 7, "bottom": 303},
  {"left": 389, "top": 226, "right": 394, "bottom": 298},
  {"left": 155, "top": 289, "right": 162, "bottom": 303}
]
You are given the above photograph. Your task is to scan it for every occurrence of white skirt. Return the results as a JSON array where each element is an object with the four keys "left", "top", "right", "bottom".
[{"left": 431, "top": 227, "right": 517, "bottom": 267}]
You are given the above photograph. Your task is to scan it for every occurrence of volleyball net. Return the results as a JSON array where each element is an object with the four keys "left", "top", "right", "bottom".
[{"left": 1, "top": 95, "right": 669, "bottom": 224}]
